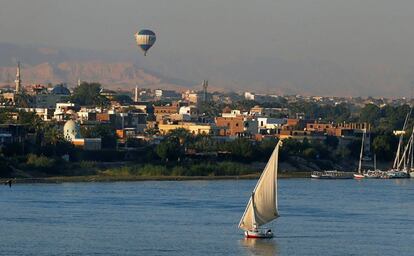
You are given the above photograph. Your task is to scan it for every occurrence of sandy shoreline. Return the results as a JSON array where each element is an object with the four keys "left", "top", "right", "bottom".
[{"left": 1, "top": 172, "right": 310, "bottom": 184}]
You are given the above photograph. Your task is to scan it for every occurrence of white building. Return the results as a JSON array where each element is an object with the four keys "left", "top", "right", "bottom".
[
  {"left": 77, "top": 108, "right": 97, "bottom": 121},
  {"left": 155, "top": 89, "right": 181, "bottom": 100},
  {"left": 182, "top": 90, "right": 201, "bottom": 104},
  {"left": 54, "top": 102, "right": 76, "bottom": 121},
  {"left": 179, "top": 105, "right": 198, "bottom": 118},
  {"left": 221, "top": 109, "right": 249, "bottom": 118},
  {"left": 257, "top": 117, "right": 286, "bottom": 134},
  {"left": 63, "top": 120, "right": 101, "bottom": 150}
]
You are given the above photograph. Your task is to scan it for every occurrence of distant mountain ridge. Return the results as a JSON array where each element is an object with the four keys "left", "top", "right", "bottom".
[
  {"left": 0, "top": 42, "right": 194, "bottom": 91},
  {"left": 1, "top": 42, "right": 413, "bottom": 97}
]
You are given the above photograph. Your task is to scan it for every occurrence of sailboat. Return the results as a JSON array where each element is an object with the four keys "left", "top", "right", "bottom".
[
  {"left": 364, "top": 154, "right": 386, "bottom": 178},
  {"left": 406, "top": 126, "right": 414, "bottom": 178},
  {"left": 354, "top": 129, "right": 366, "bottom": 179},
  {"left": 239, "top": 140, "right": 282, "bottom": 239},
  {"left": 388, "top": 126, "right": 412, "bottom": 178},
  {"left": 387, "top": 109, "right": 411, "bottom": 179}
]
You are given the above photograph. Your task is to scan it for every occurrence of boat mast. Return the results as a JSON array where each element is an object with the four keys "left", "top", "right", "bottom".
[
  {"left": 374, "top": 154, "right": 377, "bottom": 171},
  {"left": 251, "top": 192, "right": 257, "bottom": 229},
  {"left": 407, "top": 133, "right": 412, "bottom": 170},
  {"left": 393, "top": 108, "right": 412, "bottom": 169},
  {"left": 397, "top": 134, "right": 412, "bottom": 169},
  {"left": 410, "top": 127, "right": 414, "bottom": 170},
  {"left": 358, "top": 129, "right": 365, "bottom": 174}
]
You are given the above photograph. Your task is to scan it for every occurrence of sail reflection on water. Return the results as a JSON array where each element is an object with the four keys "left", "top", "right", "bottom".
[{"left": 240, "top": 238, "right": 279, "bottom": 256}]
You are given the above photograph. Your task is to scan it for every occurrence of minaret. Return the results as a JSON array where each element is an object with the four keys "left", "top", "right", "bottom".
[
  {"left": 15, "top": 62, "right": 21, "bottom": 93},
  {"left": 77, "top": 78, "right": 81, "bottom": 87},
  {"left": 134, "top": 85, "right": 139, "bottom": 102}
]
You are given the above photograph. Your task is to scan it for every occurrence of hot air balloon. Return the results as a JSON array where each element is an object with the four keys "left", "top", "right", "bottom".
[{"left": 134, "top": 29, "right": 156, "bottom": 56}]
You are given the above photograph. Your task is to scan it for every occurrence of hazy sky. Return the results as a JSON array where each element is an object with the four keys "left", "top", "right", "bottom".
[{"left": 1, "top": 0, "right": 414, "bottom": 97}]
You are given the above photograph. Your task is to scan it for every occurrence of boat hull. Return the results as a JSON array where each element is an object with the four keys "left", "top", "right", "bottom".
[
  {"left": 244, "top": 230, "right": 273, "bottom": 239},
  {"left": 411, "top": 172, "right": 414, "bottom": 178},
  {"left": 311, "top": 171, "right": 353, "bottom": 179},
  {"left": 353, "top": 173, "right": 364, "bottom": 179},
  {"left": 364, "top": 171, "right": 386, "bottom": 179},
  {"left": 386, "top": 170, "right": 410, "bottom": 179}
]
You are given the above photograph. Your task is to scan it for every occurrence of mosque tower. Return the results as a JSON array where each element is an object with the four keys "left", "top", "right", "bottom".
[
  {"left": 14, "top": 61, "right": 21, "bottom": 93},
  {"left": 134, "top": 85, "right": 139, "bottom": 102}
]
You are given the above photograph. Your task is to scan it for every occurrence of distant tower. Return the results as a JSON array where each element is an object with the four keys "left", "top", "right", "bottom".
[
  {"left": 77, "top": 78, "right": 81, "bottom": 87},
  {"left": 14, "top": 61, "right": 22, "bottom": 93},
  {"left": 134, "top": 85, "right": 139, "bottom": 102},
  {"left": 202, "top": 80, "right": 208, "bottom": 102}
]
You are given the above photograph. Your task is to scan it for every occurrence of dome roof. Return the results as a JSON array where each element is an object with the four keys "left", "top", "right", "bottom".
[
  {"left": 63, "top": 120, "right": 76, "bottom": 130},
  {"left": 51, "top": 84, "right": 70, "bottom": 95},
  {"left": 63, "top": 120, "right": 80, "bottom": 141}
]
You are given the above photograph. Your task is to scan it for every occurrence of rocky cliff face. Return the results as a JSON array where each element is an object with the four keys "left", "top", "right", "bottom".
[{"left": 0, "top": 61, "right": 187, "bottom": 91}]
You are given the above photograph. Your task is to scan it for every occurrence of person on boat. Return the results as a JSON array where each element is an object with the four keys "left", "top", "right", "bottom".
[
  {"left": 5, "top": 179, "right": 12, "bottom": 188},
  {"left": 252, "top": 224, "right": 258, "bottom": 233}
]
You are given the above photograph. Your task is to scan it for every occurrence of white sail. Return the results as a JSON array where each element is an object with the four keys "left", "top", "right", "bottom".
[{"left": 239, "top": 141, "right": 282, "bottom": 231}]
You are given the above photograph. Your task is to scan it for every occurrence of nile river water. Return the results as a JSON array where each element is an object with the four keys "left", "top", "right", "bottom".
[{"left": 1, "top": 179, "right": 413, "bottom": 255}]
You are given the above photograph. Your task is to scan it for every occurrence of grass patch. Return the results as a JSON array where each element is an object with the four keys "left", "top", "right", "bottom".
[{"left": 100, "top": 161, "right": 256, "bottom": 177}]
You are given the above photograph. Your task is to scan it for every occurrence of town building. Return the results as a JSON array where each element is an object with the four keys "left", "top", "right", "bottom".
[
  {"left": 63, "top": 120, "right": 101, "bottom": 150},
  {"left": 0, "top": 124, "right": 27, "bottom": 144},
  {"left": 33, "top": 83, "right": 71, "bottom": 108},
  {"left": 215, "top": 116, "right": 258, "bottom": 137},
  {"left": 54, "top": 102, "right": 77, "bottom": 121},
  {"left": 182, "top": 90, "right": 201, "bottom": 104},
  {"left": 257, "top": 117, "right": 287, "bottom": 134},
  {"left": 154, "top": 89, "right": 181, "bottom": 100},
  {"left": 154, "top": 103, "right": 180, "bottom": 122},
  {"left": 250, "top": 106, "right": 289, "bottom": 117},
  {"left": 158, "top": 122, "right": 218, "bottom": 136}
]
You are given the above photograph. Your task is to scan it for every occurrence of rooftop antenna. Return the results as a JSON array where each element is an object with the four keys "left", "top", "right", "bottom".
[{"left": 202, "top": 80, "right": 208, "bottom": 102}]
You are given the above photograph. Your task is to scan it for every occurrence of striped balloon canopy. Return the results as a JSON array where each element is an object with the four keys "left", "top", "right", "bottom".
[{"left": 134, "top": 29, "right": 156, "bottom": 56}]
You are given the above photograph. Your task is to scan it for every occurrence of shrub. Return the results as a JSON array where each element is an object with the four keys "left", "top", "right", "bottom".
[
  {"left": 79, "top": 161, "right": 96, "bottom": 170},
  {"left": 171, "top": 166, "right": 186, "bottom": 176},
  {"left": 26, "top": 154, "right": 56, "bottom": 170},
  {"left": 26, "top": 154, "right": 57, "bottom": 173},
  {"left": 138, "top": 165, "right": 169, "bottom": 176}
]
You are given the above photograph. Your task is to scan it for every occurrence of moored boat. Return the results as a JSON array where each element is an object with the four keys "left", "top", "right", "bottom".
[
  {"left": 353, "top": 173, "right": 364, "bottom": 179},
  {"left": 354, "top": 129, "right": 367, "bottom": 179},
  {"left": 364, "top": 169, "right": 386, "bottom": 179},
  {"left": 386, "top": 109, "right": 412, "bottom": 179},
  {"left": 311, "top": 170, "right": 353, "bottom": 179},
  {"left": 386, "top": 169, "right": 410, "bottom": 179},
  {"left": 363, "top": 155, "right": 386, "bottom": 178}
]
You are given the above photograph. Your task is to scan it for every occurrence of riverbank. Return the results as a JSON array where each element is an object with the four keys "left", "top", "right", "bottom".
[{"left": 1, "top": 171, "right": 310, "bottom": 184}]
